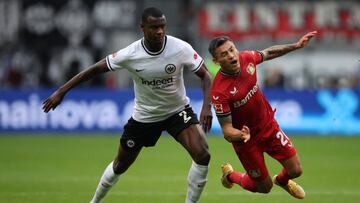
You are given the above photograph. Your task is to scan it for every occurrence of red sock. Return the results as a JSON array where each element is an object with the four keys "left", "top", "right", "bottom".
[
  {"left": 276, "top": 168, "right": 291, "bottom": 185},
  {"left": 229, "top": 172, "right": 257, "bottom": 192}
]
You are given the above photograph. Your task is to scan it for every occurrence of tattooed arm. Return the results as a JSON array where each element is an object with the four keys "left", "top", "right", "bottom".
[{"left": 261, "top": 31, "right": 317, "bottom": 61}]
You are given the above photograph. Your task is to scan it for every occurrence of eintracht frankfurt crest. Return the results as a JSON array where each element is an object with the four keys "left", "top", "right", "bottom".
[{"left": 165, "top": 64, "right": 176, "bottom": 74}]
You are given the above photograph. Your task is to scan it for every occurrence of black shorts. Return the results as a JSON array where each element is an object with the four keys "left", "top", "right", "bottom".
[{"left": 120, "top": 105, "right": 199, "bottom": 151}]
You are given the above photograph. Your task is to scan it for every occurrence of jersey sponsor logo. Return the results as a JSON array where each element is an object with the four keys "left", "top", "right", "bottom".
[
  {"left": 230, "top": 87, "right": 238, "bottom": 96},
  {"left": 233, "top": 84, "right": 259, "bottom": 108},
  {"left": 212, "top": 95, "right": 219, "bottom": 100},
  {"left": 165, "top": 64, "right": 176, "bottom": 74},
  {"left": 249, "top": 169, "right": 261, "bottom": 178},
  {"left": 135, "top": 69, "right": 145, "bottom": 72},
  {"left": 140, "top": 77, "right": 174, "bottom": 89},
  {"left": 213, "top": 103, "right": 223, "bottom": 113},
  {"left": 246, "top": 63, "right": 255, "bottom": 75}
]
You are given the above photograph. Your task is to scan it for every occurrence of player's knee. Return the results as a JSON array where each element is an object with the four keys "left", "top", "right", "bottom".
[
  {"left": 112, "top": 159, "right": 127, "bottom": 174},
  {"left": 113, "top": 154, "right": 138, "bottom": 174},
  {"left": 192, "top": 149, "right": 211, "bottom": 166},
  {"left": 289, "top": 166, "right": 302, "bottom": 178},
  {"left": 257, "top": 183, "right": 273, "bottom": 193}
]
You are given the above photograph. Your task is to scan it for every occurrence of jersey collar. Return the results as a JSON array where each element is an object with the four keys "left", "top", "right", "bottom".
[
  {"left": 220, "top": 69, "right": 240, "bottom": 77},
  {"left": 141, "top": 36, "right": 167, "bottom": 56}
]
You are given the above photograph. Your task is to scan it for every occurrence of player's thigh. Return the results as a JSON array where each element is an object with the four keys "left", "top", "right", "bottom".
[
  {"left": 165, "top": 106, "right": 209, "bottom": 164},
  {"left": 264, "top": 128, "right": 301, "bottom": 175},
  {"left": 233, "top": 143, "right": 270, "bottom": 181},
  {"left": 177, "top": 124, "right": 209, "bottom": 152},
  {"left": 165, "top": 105, "right": 200, "bottom": 138},
  {"left": 264, "top": 128, "right": 297, "bottom": 162},
  {"left": 120, "top": 117, "right": 163, "bottom": 151},
  {"left": 177, "top": 124, "right": 210, "bottom": 165}
]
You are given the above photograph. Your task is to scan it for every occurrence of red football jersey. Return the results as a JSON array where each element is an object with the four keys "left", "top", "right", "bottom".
[{"left": 211, "top": 51, "right": 276, "bottom": 137}]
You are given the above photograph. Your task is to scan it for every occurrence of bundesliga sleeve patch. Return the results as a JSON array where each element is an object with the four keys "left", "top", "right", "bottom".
[{"left": 213, "top": 103, "right": 224, "bottom": 113}]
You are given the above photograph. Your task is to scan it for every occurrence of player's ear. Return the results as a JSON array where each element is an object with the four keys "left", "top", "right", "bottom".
[{"left": 212, "top": 57, "right": 220, "bottom": 65}]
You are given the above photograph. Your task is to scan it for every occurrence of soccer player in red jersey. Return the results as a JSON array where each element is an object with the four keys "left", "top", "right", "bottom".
[{"left": 209, "top": 31, "right": 317, "bottom": 199}]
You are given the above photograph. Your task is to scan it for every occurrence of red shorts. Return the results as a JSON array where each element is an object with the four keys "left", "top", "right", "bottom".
[{"left": 232, "top": 124, "right": 297, "bottom": 181}]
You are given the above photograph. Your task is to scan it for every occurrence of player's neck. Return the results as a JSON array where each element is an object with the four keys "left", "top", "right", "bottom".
[{"left": 143, "top": 38, "right": 164, "bottom": 52}]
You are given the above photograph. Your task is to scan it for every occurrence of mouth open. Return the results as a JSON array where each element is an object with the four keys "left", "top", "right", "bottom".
[{"left": 231, "top": 60, "right": 237, "bottom": 65}]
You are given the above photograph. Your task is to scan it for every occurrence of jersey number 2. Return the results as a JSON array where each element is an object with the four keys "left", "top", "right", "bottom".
[{"left": 179, "top": 111, "right": 191, "bottom": 123}]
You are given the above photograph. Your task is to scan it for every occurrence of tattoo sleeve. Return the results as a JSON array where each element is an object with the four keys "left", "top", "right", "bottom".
[{"left": 262, "top": 43, "right": 297, "bottom": 61}]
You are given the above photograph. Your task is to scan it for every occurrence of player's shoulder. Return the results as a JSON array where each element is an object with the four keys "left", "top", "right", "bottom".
[
  {"left": 212, "top": 72, "right": 228, "bottom": 91},
  {"left": 127, "top": 38, "right": 143, "bottom": 51},
  {"left": 239, "top": 50, "right": 254, "bottom": 57},
  {"left": 239, "top": 50, "right": 258, "bottom": 61},
  {"left": 166, "top": 35, "right": 193, "bottom": 50},
  {"left": 240, "top": 50, "right": 262, "bottom": 58},
  {"left": 116, "top": 38, "right": 143, "bottom": 58},
  {"left": 211, "top": 76, "right": 229, "bottom": 100}
]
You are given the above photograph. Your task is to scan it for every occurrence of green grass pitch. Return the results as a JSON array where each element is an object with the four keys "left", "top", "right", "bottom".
[{"left": 0, "top": 134, "right": 359, "bottom": 203}]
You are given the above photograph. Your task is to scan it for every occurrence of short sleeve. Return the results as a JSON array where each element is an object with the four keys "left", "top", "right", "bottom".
[
  {"left": 211, "top": 93, "right": 231, "bottom": 117},
  {"left": 243, "top": 50, "right": 264, "bottom": 65},
  {"left": 181, "top": 43, "right": 204, "bottom": 73},
  {"left": 105, "top": 47, "right": 132, "bottom": 71}
]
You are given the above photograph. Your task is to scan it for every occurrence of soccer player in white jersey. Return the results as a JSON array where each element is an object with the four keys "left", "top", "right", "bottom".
[{"left": 42, "top": 7, "right": 212, "bottom": 203}]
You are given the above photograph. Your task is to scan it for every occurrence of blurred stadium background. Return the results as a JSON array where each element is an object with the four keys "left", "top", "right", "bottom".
[{"left": 1, "top": 0, "right": 360, "bottom": 202}]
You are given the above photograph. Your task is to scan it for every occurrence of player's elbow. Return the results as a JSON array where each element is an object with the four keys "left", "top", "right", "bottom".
[{"left": 223, "top": 133, "right": 235, "bottom": 143}]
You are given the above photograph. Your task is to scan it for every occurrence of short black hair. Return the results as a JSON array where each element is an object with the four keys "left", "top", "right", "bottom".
[
  {"left": 208, "top": 36, "right": 232, "bottom": 57},
  {"left": 141, "top": 7, "right": 164, "bottom": 25}
]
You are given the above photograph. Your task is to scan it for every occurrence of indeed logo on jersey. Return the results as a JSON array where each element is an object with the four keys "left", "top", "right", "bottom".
[
  {"left": 140, "top": 77, "right": 174, "bottom": 89},
  {"left": 233, "top": 84, "right": 259, "bottom": 108}
]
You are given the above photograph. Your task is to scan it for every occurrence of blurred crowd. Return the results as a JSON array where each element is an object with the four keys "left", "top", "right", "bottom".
[{"left": 1, "top": 0, "right": 360, "bottom": 90}]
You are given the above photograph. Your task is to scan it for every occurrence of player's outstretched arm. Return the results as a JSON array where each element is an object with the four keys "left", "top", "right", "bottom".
[
  {"left": 261, "top": 31, "right": 317, "bottom": 61},
  {"left": 42, "top": 59, "right": 109, "bottom": 113},
  {"left": 218, "top": 115, "right": 250, "bottom": 143},
  {"left": 195, "top": 64, "right": 213, "bottom": 133}
]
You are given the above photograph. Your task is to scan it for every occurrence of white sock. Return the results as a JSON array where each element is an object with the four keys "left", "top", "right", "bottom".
[
  {"left": 185, "top": 161, "right": 209, "bottom": 203},
  {"left": 90, "top": 161, "right": 120, "bottom": 203}
]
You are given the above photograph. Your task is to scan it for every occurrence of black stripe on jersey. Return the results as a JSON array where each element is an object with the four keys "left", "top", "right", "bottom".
[
  {"left": 141, "top": 36, "right": 167, "bottom": 56},
  {"left": 220, "top": 70, "right": 239, "bottom": 77},
  {"left": 215, "top": 112, "right": 231, "bottom": 117},
  {"left": 192, "top": 59, "right": 204, "bottom": 73},
  {"left": 256, "top": 50, "right": 265, "bottom": 62},
  {"left": 106, "top": 56, "right": 115, "bottom": 71}
]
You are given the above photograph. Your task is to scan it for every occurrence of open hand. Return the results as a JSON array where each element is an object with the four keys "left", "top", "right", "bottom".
[
  {"left": 199, "top": 107, "right": 212, "bottom": 133},
  {"left": 240, "top": 125, "right": 250, "bottom": 143},
  {"left": 295, "top": 31, "right": 317, "bottom": 49},
  {"left": 42, "top": 91, "right": 65, "bottom": 113}
]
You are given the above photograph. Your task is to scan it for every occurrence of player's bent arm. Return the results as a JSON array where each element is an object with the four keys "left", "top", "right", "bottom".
[
  {"left": 42, "top": 59, "right": 109, "bottom": 113},
  {"left": 195, "top": 65, "right": 212, "bottom": 109},
  {"left": 57, "top": 59, "right": 109, "bottom": 94},
  {"left": 195, "top": 65, "right": 213, "bottom": 132},
  {"left": 218, "top": 115, "right": 247, "bottom": 142}
]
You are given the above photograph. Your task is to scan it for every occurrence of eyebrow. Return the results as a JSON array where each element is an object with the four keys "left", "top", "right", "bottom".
[{"left": 219, "top": 45, "right": 234, "bottom": 55}]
